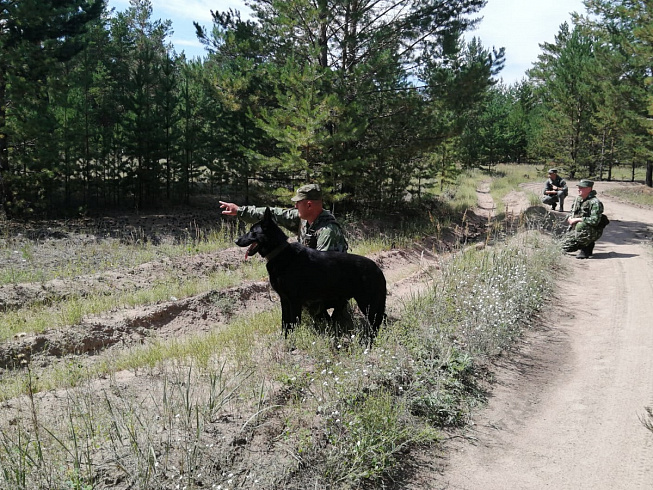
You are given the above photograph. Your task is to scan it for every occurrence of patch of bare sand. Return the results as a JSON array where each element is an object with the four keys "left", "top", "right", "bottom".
[{"left": 0, "top": 231, "right": 446, "bottom": 488}]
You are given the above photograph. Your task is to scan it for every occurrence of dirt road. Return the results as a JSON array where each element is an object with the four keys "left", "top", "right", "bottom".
[{"left": 434, "top": 182, "right": 653, "bottom": 489}]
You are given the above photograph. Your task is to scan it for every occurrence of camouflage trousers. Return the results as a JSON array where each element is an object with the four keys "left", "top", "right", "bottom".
[
  {"left": 561, "top": 224, "right": 603, "bottom": 252},
  {"left": 305, "top": 300, "right": 356, "bottom": 335},
  {"left": 542, "top": 191, "right": 566, "bottom": 209}
]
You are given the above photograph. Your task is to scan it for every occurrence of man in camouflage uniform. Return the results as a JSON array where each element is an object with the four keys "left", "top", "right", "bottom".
[
  {"left": 561, "top": 179, "right": 605, "bottom": 259},
  {"left": 219, "top": 184, "right": 350, "bottom": 326},
  {"left": 542, "top": 168, "right": 569, "bottom": 211},
  {"left": 219, "top": 183, "right": 348, "bottom": 252}
]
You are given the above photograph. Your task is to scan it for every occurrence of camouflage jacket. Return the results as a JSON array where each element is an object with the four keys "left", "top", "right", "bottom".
[
  {"left": 543, "top": 176, "right": 568, "bottom": 196},
  {"left": 567, "top": 190, "right": 604, "bottom": 231},
  {"left": 237, "top": 206, "right": 349, "bottom": 252}
]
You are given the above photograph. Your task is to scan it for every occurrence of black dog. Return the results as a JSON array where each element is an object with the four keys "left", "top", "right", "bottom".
[{"left": 235, "top": 208, "right": 386, "bottom": 339}]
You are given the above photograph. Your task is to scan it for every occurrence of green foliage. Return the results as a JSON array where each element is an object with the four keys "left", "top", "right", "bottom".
[
  {"left": 605, "top": 185, "right": 653, "bottom": 207},
  {"left": 490, "top": 163, "right": 542, "bottom": 207},
  {"left": 324, "top": 390, "right": 437, "bottom": 484},
  {"left": 516, "top": 3, "right": 653, "bottom": 185},
  {"left": 459, "top": 85, "right": 516, "bottom": 169},
  {"left": 0, "top": 204, "right": 563, "bottom": 489},
  {"left": 1, "top": 0, "right": 506, "bottom": 215},
  {"left": 579, "top": 1, "right": 653, "bottom": 183},
  {"left": 4, "top": 0, "right": 653, "bottom": 220},
  {"left": 251, "top": 61, "right": 341, "bottom": 179},
  {"left": 408, "top": 348, "right": 479, "bottom": 426},
  {"left": 0, "top": 0, "right": 106, "bottom": 215},
  {"left": 528, "top": 23, "right": 597, "bottom": 174}
]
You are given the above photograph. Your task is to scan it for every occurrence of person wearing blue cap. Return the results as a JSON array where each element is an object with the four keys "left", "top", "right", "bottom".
[{"left": 561, "top": 179, "right": 608, "bottom": 259}]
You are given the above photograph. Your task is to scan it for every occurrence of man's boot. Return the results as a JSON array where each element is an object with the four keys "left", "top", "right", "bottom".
[
  {"left": 576, "top": 248, "right": 589, "bottom": 259},
  {"left": 559, "top": 198, "right": 565, "bottom": 212},
  {"left": 551, "top": 202, "right": 557, "bottom": 210},
  {"left": 586, "top": 242, "right": 595, "bottom": 257}
]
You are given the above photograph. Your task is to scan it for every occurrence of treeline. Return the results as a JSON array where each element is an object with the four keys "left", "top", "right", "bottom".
[{"left": 0, "top": 0, "right": 651, "bottom": 217}]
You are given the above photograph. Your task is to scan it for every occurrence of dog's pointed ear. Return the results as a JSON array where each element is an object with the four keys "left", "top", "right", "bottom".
[{"left": 264, "top": 207, "right": 272, "bottom": 221}]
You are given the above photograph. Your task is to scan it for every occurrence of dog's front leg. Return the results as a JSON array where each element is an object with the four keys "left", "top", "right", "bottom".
[{"left": 280, "top": 298, "right": 301, "bottom": 337}]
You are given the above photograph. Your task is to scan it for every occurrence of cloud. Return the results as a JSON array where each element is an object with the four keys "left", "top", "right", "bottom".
[
  {"left": 466, "top": 0, "right": 585, "bottom": 83},
  {"left": 154, "top": 0, "right": 248, "bottom": 24},
  {"left": 109, "top": 0, "right": 251, "bottom": 57},
  {"left": 110, "top": 0, "right": 585, "bottom": 82},
  {"left": 173, "top": 38, "right": 203, "bottom": 48},
  {"left": 111, "top": 0, "right": 249, "bottom": 25}
]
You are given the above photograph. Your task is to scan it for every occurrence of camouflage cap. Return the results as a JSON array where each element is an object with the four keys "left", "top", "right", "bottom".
[
  {"left": 577, "top": 179, "right": 594, "bottom": 188},
  {"left": 291, "top": 184, "right": 322, "bottom": 202},
  {"left": 548, "top": 168, "right": 558, "bottom": 174}
]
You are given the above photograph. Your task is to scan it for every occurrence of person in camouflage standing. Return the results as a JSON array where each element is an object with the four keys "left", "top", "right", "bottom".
[
  {"left": 561, "top": 179, "right": 606, "bottom": 259},
  {"left": 220, "top": 183, "right": 351, "bottom": 327},
  {"left": 219, "top": 183, "right": 348, "bottom": 252}
]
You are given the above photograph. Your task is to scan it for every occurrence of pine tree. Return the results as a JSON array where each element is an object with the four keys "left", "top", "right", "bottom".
[
  {"left": 581, "top": 0, "right": 653, "bottom": 186},
  {"left": 251, "top": 60, "right": 341, "bottom": 183},
  {"left": 529, "top": 23, "right": 597, "bottom": 176},
  {"left": 200, "top": 0, "right": 491, "bottom": 204},
  {"left": 115, "top": 0, "right": 174, "bottom": 208},
  {"left": 158, "top": 53, "right": 182, "bottom": 200},
  {"left": 0, "top": 0, "right": 105, "bottom": 216},
  {"left": 423, "top": 35, "right": 505, "bottom": 172}
]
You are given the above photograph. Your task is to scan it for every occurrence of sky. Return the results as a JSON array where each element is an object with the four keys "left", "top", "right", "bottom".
[{"left": 108, "top": 0, "right": 586, "bottom": 85}]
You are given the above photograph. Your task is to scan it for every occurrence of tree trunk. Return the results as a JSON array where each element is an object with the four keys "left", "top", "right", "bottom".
[
  {"left": 599, "top": 130, "right": 606, "bottom": 180},
  {"left": 646, "top": 161, "right": 652, "bottom": 188},
  {"left": 0, "top": 77, "right": 9, "bottom": 219},
  {"left": 318, "top": 0, "right": 328, "bottom": 68}
]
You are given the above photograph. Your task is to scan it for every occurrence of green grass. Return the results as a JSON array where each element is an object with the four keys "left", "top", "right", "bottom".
[
  {"left": 448, "top": 170, "right": 484, "bottom": 213},
  {"left": 0, "top": 309, "right": 280, "bottom": 401},
  {"left": 608, "top": 165, "right": 647, "bottom": 182},
  {"left": 490, "top": 164, "right": 542, "bottom": 207},
  {"left": 0, "top": 169, "right": 566, "bottom": 488},
  {"left": 0, "top": 260, "right": 267, "bottom": 342},
  {"left": 0, "top": 226, "right": 560, "bottom": 488},
  {"left": 0, "top": 223, "right": 237, "bottom": 286},
  {"left": 348, "top": 235, "right": 396, "bottom": 256},
  {"left": 434, "top": 164, "right": 543, "bottom": 217},
  {"left": 605, "top": 185, "right": 653, "bottom": 207}
]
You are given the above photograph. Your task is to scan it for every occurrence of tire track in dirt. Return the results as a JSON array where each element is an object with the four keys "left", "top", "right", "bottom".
[
  {"left": 0, "top": 246, "right": 440, "bottom": 373},
  {"left": 0, "top": 281, "right": 272, "bottom": 369}
]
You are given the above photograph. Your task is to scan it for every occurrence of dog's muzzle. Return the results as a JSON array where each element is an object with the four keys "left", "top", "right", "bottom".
[{"left": 245, "top": 242, "right": 259, "bottom": 259}]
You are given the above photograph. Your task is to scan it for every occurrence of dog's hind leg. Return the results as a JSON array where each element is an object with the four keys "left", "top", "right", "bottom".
[
  {"left": 305, "top": 301, "right": 331, "bottom": 323},
  {"left": 352, "top": 296, "right": 384, "bottom": 342},
  {"left": 330, "top": 301, "right": 355, "bottom": 337},
  {"left": 367, "top": 303, "right": 386, "bottom": 341}
]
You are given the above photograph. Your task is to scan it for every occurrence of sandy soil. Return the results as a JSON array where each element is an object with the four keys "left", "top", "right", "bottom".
[
  {"left": 0, "top": 246, "right": 443, "bottom": 371},
  {"left": 1, "top": 181, "right": 651, "bottom": 489},
  {"left": 425, "top": 181, "right": 653, "bottom": 489},
  {"left": 0, "top": 209, "right": 450, "bottom": 488}
]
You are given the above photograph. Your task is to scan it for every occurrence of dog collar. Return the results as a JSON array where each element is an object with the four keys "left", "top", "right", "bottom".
[{"left": 264, "top": 242, "right": 289, "bottom": 262}]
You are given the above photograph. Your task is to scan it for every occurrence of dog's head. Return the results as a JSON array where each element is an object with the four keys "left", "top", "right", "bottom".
[
  {"left": 235, "top": 221, "right": 264, "bottom": 258},
  {"left": 235, "top": 208, "right": 288, "bottom": 259}
]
